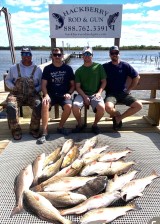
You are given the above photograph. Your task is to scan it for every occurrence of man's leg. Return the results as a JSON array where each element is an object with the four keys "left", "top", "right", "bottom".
[
  {"left": 72, "top": 95, "right": 85, "bottom": 132},
  {"left": 58, "top": 103, "right": 72, "bottom": 129},
  {"left": 6, "top": 94, "right": 22, "bottom": 140},
  {"left": 115, "top": 100, "right": 142, "bottom": 124},
  {"left": 30, "top": 95, "right": 42, "bottom": 138}
]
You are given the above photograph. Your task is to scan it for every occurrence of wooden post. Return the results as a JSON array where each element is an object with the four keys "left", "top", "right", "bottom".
[
  {"left": 114, "top": 38, "right": 120, "bottom": 47},
  {"left": 51, "top": 38, "right": 56, "bottom": 51}
]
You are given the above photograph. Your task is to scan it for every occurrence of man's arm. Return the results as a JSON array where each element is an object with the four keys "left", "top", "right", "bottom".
[
  {"left": 127, "top": 75, "right": 140, "bottom": 93},
  {"left": 97, "top": 79, "right": 107, "bottom": 95},
  {"left": 76, "top": 82, "right": 90, "bottom": 106}
]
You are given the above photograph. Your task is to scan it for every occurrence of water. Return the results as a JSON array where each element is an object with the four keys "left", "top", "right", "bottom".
[{"left": 0, "top": 49, "right": 160, "bottom": 81}]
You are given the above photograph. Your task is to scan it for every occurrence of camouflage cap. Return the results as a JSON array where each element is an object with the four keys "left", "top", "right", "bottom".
[{"left": 21, "top": 47, "right": 32, "bottom": 53}]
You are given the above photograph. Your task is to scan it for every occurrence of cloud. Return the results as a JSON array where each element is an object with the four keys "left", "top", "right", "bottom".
[{"left": 143, "top": 0, "right": 160, "bottom": 7}]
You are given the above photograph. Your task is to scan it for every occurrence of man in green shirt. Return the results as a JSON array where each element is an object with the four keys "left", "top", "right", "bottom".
[{"left": 72, "top": 47, "right": 106, "bottom": 134}]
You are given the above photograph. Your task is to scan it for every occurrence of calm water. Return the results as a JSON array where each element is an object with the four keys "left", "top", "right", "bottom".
[{"left": 0, "top": 49, "right": 160, "bottom": 81}]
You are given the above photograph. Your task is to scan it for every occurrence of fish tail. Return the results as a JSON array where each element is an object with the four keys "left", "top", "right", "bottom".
[
  {"left": 151, "top": 169, "right": 160, "bottom": 177},
  {"left": 127, "top": 201, "right": 141, "bottom": 211},
  {"left": 10, "top": 205, "right": 23, "bottom": 217},
  {"left": 30, "top": 184, "right": 42, "bottom": 192}
]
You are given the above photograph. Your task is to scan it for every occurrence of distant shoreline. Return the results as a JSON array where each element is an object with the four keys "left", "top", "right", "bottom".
[{"left": 0, "top": 45, "right": 160, "bottom": 51}]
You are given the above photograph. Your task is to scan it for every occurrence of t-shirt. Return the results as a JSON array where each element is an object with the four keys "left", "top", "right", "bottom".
[
  {"left": 75, "top": 62, "right": 106, "bottom": 96},
  {"left": 42, "top": 63, "right": 74, "bottom": 98},
  {"left": 103, "top": 61, "right": 138, "bottom": 94}
]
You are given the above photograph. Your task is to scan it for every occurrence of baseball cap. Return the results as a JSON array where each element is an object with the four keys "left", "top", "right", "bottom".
[
  {"left": 21, "top": 47, "right": 32, "bottom": 55},
  {"left": 109, "top": 46, "right": 119, "bottom": 53},
  {"left": 82, "top": 46, "right": 93, "bottom": 55}
]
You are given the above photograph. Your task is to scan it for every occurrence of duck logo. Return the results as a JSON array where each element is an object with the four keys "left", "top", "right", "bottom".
[
  {"left": 107, "top": 12, "right": 119, "bottom": 30},
  {"left": 52, "top": 13, "right": 65, "bottom": 30}
]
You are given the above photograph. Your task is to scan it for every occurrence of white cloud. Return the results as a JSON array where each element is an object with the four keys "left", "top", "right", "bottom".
[
  {"left": 123, "top": 3, "right": 142, "bottom": 10},
  {"left": 143, "top": 0, "right": 160, "bottom": 7}
]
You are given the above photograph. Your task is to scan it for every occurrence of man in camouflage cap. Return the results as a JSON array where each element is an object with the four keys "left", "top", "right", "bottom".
[{"left": 5, "top": 47, "right": 42, "bottom": 140}]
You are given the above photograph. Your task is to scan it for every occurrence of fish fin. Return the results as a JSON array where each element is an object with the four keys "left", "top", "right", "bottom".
[
  {"left": 113, "top": 174, "right": 119, "bottom": 182},
  {"left": 151, "top": 170, "right": 160, "bottom": 177},
  {"left": 125, "top": 147, "right": 134, "bottom": 152},
  {"left": 10, "top": 205, "right": 24, "bottom": 217}
]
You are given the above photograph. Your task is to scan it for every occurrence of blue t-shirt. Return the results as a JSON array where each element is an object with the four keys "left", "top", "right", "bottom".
[
  {"left": 103, "top": 61, "right": 138, "bottom": 94},
  {"left": 42, "top": 63, "right": 75, "bottom": 98}
]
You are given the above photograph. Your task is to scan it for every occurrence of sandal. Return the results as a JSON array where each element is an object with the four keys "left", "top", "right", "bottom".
[{"left": 12, "top": 128, "right": 22, "bottom": 140}]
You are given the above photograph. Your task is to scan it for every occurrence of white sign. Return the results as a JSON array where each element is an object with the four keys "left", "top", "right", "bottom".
[{"left": 49, "top": 4, "right": 122, "bottom": 38}]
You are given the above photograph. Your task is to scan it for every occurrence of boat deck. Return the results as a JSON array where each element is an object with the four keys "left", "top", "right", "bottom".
[{"left": 0, "top": 114, "right": 160, "bottom": 155}]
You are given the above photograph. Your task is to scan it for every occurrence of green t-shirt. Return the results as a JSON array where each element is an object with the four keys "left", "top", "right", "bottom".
[{"left": 75, "top": 62, "right": 106, "bottom": 96}]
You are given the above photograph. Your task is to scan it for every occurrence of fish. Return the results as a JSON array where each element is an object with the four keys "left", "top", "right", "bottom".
[
  {"left": 60, "top": 139, "right": 74, "bottom": 155},
  {"left": 106, "top": 170, "right": 139, "bottom": 192},
  {"left": 23, "top": 190, "right": 73, "bottom": 224},
  {"left": 82, "top": 146, "right": 109, "bottom": 164},
  {"left": 79, "top": 136, "right": 98, "bottom": 158},
  {"left": 32, "top": 153, "right": 45, "bottom": 186},
  {"left": 75, "top": 176, "right": 108, "bottom": 198},
  {"left": 39, "top": 156, "right": 64, "bottom": 183},
  {"left": 98, "top": 147, "right": 132, "bottom": 162},
  {"left": 79, "top": 201, "right": 141, "bottom": 224},
  {"left": 121, "top": 170, "right": 160, "bottom": 201},
  {"left": 33, "top": 176, "right": 97, "bottom": 192},
  {"left": 55, "top": 158, "right": 84, "bottom": 177},
  {"left": 60, "top": 191, "right": 121, "bottom": 215},
  {"left": 61, "top": 145, "right": 79, "bottom": 168},
  {"left": 52, "top": 13, "right": 65, "bottom": 30},
  {"left": 107, "top": 12, "right": 119, "bottom": 30},
  {"left": 80, "top": 161, "right": 111, "bottom": 176},
  {"left": 43, "top": 147, "right": 61, "bottom": 168},
  {"left": 80, "top": 160, "right": 135, "bottom": 176},
  {"left": 38, "top": 191, "right": 87, "bottom": 208},
  {"left": 10, "top": 164, "right": 34, "bottom": 217}
]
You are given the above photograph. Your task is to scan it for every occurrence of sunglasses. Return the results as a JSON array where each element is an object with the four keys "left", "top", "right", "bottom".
[
  {"left": 21, "top": 52, "right": 32, "bottom": 57},
  {"left": 110, "top": 51, "right": 119, "bottom": 56},
  {"left": 83, "top": 52, "right": 92, "bottom": 57},
  {"left": 52, "top": 53, "right": 62, "bottom": 57}
]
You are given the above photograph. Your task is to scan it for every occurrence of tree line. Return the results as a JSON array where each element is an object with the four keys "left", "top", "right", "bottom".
[{"left": 0, "top": 45, "right": 160, "bottom": 51}]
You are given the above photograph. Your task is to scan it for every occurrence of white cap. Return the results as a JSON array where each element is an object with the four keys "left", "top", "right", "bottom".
[{"left": 82, "top": 46, "right": 93, "bottom": 54}]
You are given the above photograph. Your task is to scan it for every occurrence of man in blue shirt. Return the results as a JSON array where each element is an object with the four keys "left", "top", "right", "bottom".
[{"left": 103, "top": 46, "right": 142, "bottom": 130}]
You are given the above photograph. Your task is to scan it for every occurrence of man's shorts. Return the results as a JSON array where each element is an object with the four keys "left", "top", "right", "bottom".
[
  {"left": 73, "top": 94, "right": 104, "bottom": 113},
  {"left": 50, "top": 95, "right": 72, "bottom": 110},
  {"left": 104, "top": 92, "right": 137, "bottom": 106}
]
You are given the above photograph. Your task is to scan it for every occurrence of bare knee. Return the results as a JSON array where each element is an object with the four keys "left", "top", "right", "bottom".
[{"left": 131, "top": 101, "right": 143, "bottom": 111}]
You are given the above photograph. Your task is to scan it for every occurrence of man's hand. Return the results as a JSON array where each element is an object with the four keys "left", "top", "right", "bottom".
[
  {"left": 64, "top": 93, "right": 72, "bottom": 100},
  {"left": 42, "top": 95, "right": 50, "bottom": 105}
]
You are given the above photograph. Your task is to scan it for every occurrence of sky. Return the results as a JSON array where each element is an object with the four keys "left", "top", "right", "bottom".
[{"left": 0, "top": 0, "right": 160, "bottom": 48}]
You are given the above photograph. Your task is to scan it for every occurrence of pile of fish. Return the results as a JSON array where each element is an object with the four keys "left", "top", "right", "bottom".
[{"left": 11, "top": 136, "right": 160, "bottom": 224}]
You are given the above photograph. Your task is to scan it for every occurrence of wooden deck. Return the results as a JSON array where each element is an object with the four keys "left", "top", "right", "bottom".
[{"left": 0, "top": 114, "right": 160, "bottom": 155}]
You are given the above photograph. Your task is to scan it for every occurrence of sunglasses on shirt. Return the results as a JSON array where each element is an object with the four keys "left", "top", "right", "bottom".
[
  {"left": 110, "top": 51, "right": 119, "bottom": 56},
  {"left": 21, "top": 52, "right": 32, "bottom": 57},
  {"left": 83, "top": 52, "right": 92, "bottom": 57},
  {"left": 52, "top": 53, "right": 62, "bottom": 57}
]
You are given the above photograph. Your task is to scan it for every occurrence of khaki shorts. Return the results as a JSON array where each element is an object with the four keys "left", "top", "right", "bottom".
[{"left": 73, "top": 94, "right": 104, "bottom": 113}]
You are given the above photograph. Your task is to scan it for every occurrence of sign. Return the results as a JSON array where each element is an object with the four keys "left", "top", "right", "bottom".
[{"left": 49, "top": 4, "right": 122, "bottom": 38}]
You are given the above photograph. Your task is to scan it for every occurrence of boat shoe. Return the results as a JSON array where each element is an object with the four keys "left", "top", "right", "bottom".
[{"left": 12, "top": 128, "right": 22, "bottom": 140}]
